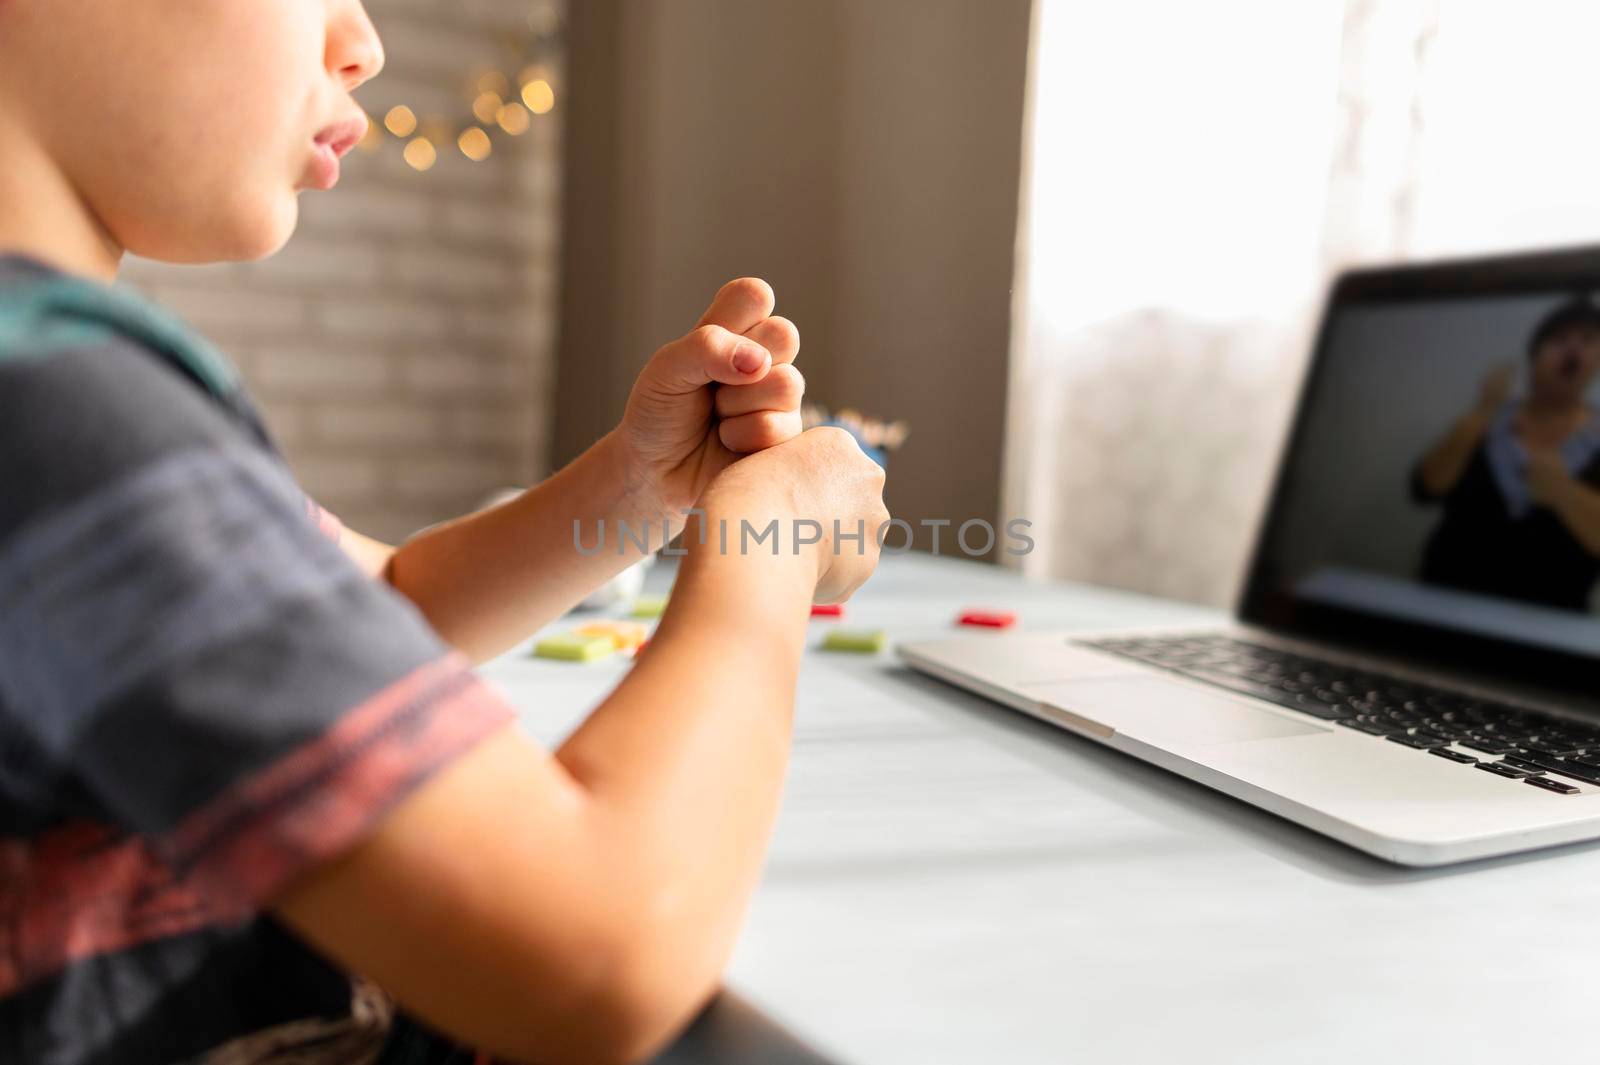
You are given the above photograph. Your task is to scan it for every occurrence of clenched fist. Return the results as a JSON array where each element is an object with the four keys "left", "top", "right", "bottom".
[
  {"left": 700, "top": 427, "right": 891, "bottom": 604},
  {"left": 617, "top": 278, "right": 804, "bottom": 520}
]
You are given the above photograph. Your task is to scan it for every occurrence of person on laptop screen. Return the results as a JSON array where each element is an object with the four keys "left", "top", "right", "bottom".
[{"left": 1411, "top": 295, "right": 1600, "bottom": 610}]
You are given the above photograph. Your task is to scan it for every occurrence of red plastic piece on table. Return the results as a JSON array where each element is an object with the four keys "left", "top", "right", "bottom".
[
  {"left": 810, "top": 603, "right": 845, "bottom": 618},
  {"left": 957, "top": 609, "right": 1016, "bottom": 629}
]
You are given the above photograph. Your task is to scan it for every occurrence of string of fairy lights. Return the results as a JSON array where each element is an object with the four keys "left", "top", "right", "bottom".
[{"left": 356, "top": 10, "right": 562, "bottom": 172}]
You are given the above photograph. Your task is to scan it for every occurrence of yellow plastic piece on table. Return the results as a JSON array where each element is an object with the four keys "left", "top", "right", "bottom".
[
  {"left": 534, "top": 632, "right": 616, "bottom": 662},
  {"left": 631, "top": 595, "right": 669, "bottom": 619},
  {"left": 575, "top": 620, "right": 650, "bottom": 652},
  {"left": 821, "top": 629, "right": 887, "bottom": 654}
]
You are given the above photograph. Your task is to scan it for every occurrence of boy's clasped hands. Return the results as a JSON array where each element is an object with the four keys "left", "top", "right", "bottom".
[{"left": 608, "top": 277, "right": 888, "bottom": 602}]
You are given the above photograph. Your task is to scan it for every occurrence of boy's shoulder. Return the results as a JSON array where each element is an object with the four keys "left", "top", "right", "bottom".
[
  {"left": 0, "top": 271, "right": 511, "bottom": 1063},
  {"left": 0, "top": 253, "right": 242, "bottom": 399},
  {"left": 0, "top": 253, "right": 278, "bottom": 523}
]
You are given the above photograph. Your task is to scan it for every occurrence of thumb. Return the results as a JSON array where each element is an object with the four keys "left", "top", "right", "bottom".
[{"left": 643, "top": 325, "right": 772, "bottom": 395}]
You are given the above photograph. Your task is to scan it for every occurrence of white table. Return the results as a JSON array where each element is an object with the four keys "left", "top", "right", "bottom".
[{"left": 478, "top": 553, "right": 1600, "bottom": 1065}]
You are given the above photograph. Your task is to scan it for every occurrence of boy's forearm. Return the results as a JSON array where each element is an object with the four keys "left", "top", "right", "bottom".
[
  {"left": 272, "top": 529, "right": 819, "bottom": 1065},
  {"left": 553, "top": 506, "right": 817, "bottom": 1019},
  {"left": 385, "top": 431, "right": 671, "bottom": 662},
  {"left": 557, "top": 508, "right": 816, "bottom": 795},
  {"left": 271, "top": 435, "right": 877, "bottom": 1064}
]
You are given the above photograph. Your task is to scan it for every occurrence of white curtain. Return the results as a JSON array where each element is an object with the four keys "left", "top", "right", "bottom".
[{"left": 1005, "top": 0, "right": 1600, "bottom": 605}]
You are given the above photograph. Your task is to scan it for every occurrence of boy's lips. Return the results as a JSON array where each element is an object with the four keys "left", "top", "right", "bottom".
[
  {"left": 302, "top": 114, "right": 368, "bottom": 191},
  {"left": 315, "top": 114, "right": 368, "bottom": 156}
]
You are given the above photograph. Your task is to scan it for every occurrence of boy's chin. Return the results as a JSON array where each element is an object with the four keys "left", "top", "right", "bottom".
[
  {"left": 129, "top": 197, "right": 299, "bottom": 265},
  {"left": 215, "top": 199, "right": 300, "bottom": 263}
]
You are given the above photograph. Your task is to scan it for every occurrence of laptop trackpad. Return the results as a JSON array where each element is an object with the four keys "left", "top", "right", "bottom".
[{"left": 1021, "top": 675, "right": 1329, "bottom": 747}]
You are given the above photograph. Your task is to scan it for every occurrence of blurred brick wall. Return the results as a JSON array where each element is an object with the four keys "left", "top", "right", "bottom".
[{"left": 121, "top": 0, "right": 564, "bottom": 544}]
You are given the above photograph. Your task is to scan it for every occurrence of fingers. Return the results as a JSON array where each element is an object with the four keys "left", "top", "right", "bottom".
[
  {"left": 802, "top": 427, "right": 889, "bottom": 604},
  {"left": 644, "top": 325, "right": 772, "bottom": 395},
  {"left": 719, "top": 408, "right": 803, "bottom": 453},
  {"left": 713, "top": 345, "right": 803, "bottom": 458},
  {"left": 697, "top": 277, "right": 775, "bottom": 335},
  {"left": 715, "top": 364, "right": 804, "bottom": 419},
  {"left": 741, "top": 315, "right": 799, "bottom": 367}
]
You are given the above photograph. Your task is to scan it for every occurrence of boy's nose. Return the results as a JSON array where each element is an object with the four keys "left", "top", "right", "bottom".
[{"left": 328, "top": 0, "right": 386, "bottom": 90}]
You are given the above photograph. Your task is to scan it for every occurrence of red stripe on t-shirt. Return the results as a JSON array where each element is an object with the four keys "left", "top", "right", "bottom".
[
  {"left": 0, "top": 657, "right": 514, "bottom": 997},
  {"left": 304, "top": 497, "right": 344, "bottom": 544},
  {"left": 0, "top": 821, "right": 223, "bottom": 997},
  {"left": 167, "top": 654, "right": 514, "bottom": 911}
]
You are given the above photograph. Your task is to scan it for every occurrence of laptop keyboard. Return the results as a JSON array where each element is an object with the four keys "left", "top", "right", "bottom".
[{"left": 1081, "top": 633, "right": 1600, "bottom": 796}]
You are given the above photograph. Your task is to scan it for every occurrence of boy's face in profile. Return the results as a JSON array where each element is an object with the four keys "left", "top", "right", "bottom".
[{"left": 0, "top": 0, "right": 383, "bottom": 264}]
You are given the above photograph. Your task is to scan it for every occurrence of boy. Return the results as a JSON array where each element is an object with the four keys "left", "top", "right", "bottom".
[{"left": 0, "top": 2, "right": 889, "bottom": 1063}]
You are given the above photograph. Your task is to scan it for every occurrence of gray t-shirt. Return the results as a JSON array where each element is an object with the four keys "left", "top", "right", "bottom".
[{"left": 0, "top": 253, "right": 512, "bottom": 1065}]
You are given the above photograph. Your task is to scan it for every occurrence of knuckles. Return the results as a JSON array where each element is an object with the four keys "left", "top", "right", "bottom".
[
  {"left": 715, "top": 365, "right": 805, "bottom": 416},
  {"left": 762, "top": 315, "right": 801, "bottom": 354},
  {"left": 766, "top": 364, "right": 805, "bottom": 405},
  {"left": 760, "top": 410, "right": 803, "bottom": 444},
  {"left": 807, "top": 426, "right": 858, "bottom": 459},
  {"left": 721, "top": 277, "right": 776, "bottom": 313},
  {"left": 809, "top": 425, "right": 854, "bottom": 448},
  {"left": 811, "top": 425, "right": 876, "bottom": 466},
  {"left": 720, "top": 410, "right": 800, "bottom": 452},
  {"left": 680, "top": 312, "right": 798, "bottom": 377},
  {"left": 804, "top": 426, "right": 889, "bottom": 488},
  {"left": 686, "top": 324, "right": 727, "bottom": 356}
]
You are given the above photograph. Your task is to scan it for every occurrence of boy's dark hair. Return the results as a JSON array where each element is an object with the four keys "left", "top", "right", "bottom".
[{"left": 1528, "top": 294, "right": 1600, "bottom": 360}]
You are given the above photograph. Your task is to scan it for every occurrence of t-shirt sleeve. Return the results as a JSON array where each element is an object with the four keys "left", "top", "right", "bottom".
[
  {"left": 0, "top": 340, "right": 515, "bottom": 919},
  {"left": 303, "top": 495, "right": 346, "bottom": 545}
]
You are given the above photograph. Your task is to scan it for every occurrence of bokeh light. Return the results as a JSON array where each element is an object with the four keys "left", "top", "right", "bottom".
[
  {"left": 384, "top": 105, "right": 418, "bottom": 138},
  {"left": 477, "top": 70, "right": 511, "bottom": 98},
  {"left": 403, "top": 137, "right": 437, "bottom": 171},
  {"left": 472, "top": 91, "right": 503, "bottom": 125},
  {"left": 496, "top": 102, "right": 531, "bottom": 136},
  {"left": 521, "top": 79, "right": 555, "bottom": 115},
  {"left": 458, "top": 126, "right": 493, "bottom": 162}
]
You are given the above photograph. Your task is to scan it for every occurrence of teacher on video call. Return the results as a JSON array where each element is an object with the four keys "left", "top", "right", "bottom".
[{"left": 1412, "top": 296, "right": 1600, "bottom": 611}]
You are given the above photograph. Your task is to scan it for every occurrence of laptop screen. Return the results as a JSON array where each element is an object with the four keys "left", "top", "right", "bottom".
[{"left": 1242, "top": 250, "right": 1600, "bottom": 693}]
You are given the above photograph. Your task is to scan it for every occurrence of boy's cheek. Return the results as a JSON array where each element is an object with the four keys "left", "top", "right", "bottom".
[
  {"left": 110, "top": 165, "right": 301, "bottom": 265},
  {"left": 99, "top": 4, "right": 324, "bottom": 260}
]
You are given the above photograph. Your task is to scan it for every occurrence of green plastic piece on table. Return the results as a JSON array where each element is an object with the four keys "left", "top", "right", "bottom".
[
  {"left": 631, "top": 595, "right": 669, "bottom": 618},
  {"left": 821, "top": 629, "right": 887, "bottom": 654},
  {"left": 534, "top": 632, "right": 616, "bottom": 662}
]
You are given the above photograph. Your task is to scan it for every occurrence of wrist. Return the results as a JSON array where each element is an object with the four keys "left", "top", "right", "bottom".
[
  {"left": 688, "top": 475, "right": 823, "bottom": 587},
  {"left": 596, "top": 430, "right": 683, "bottom": 534}
]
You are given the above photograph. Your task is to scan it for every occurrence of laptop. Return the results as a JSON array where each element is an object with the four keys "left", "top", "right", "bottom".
[{"left": 900, "top": 245, "right": 1600, "bottom": 866}]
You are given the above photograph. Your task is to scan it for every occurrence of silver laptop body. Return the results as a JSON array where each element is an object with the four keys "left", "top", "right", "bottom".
[{"left": 901, "top": 246, "right": 1600, "bottom": 866}]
